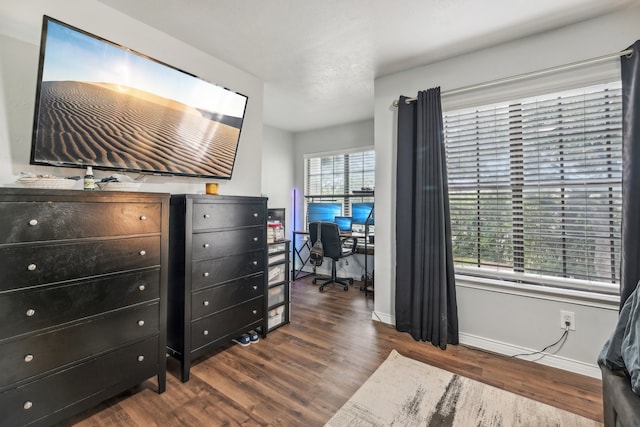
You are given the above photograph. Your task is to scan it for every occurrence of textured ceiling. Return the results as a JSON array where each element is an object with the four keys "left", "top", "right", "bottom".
[{"left": 98, "top": 0, "right": 639, "bottom": 132}]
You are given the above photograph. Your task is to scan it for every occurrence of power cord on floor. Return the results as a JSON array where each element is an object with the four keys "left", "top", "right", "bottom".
[{"left": 510, "top": 323, "right": 570, "bottom": 359}]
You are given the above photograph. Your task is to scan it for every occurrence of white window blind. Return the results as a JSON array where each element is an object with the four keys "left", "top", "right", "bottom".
[
  {"left": 444, "top": 81, "right": 622, "bottom": 292},
  {"left": 304, "top": 150, "right": 375, "bottom": 220}
]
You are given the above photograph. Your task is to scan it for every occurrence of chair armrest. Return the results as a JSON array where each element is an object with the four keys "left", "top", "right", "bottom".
[{"left": 341, "top": 237, "right": 358, "bottom": 255}]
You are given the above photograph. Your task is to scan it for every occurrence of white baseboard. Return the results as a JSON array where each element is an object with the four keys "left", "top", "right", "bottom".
[
  {"left": 459, "top": 332, "right": 601, "bottom": 379},
  {"left": 371, "top": 310, "right": 394, "bottom": 325}
]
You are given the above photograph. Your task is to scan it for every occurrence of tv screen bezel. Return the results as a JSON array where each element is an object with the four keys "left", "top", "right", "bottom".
[{"left": 30, "top": 15, "right": 249, "bottom": 180}]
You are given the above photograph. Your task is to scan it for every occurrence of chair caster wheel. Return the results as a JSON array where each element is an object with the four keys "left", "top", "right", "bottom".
[
  {"left": 343, "top": 286, "right": 348, "bottom": 291},
  {"left": 312, "top": 279, "right": 317, "bottom": 284},
  {"left": 349, "top": 278, "right": 354, "bottom": 284}
]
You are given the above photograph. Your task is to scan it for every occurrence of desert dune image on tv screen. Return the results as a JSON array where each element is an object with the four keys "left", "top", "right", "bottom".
[{"left": 32, "top": 19, "right": 248, "bottom": 178}]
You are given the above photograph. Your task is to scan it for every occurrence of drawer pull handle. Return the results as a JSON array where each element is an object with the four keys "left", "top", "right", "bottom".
[
  {"left": 27, "top": 264, "right": 37, "bottom": 271},
  {"left": 140, "top": 215, "right": 147, "bottom": 221},
  {"left": 24, "top": 354, "right": 34, "bottom": 363},
  {"left": 203, "top": 243, "right": 210, "bottom": 248},
  {"left": 139, "top": 250, "right": 146, "bottom": 256},
  {"left": 204, "top": 214, "right": 210, "bottom": 219},
  {"left": 252, "top": 260, "right": 258, "bottom": 266},
  {"left": 203, "top": 300, "right": 210, "bottom": 306},
  {"left": 253, "top": 212, "right": 258, "bottom": 218},
  {"left": 253, "top": 237, "right": 258, "bottom": 242},
  {"left": 203, "top": 330, "right": 209, "bottom": 336},
  {"left": 26, "top": 309, "right": 36, "bottom": 317},
  {"left": 138, "top": 285, "right": 146, "bottom": 291},
  {"left": 252, "top": 310, "right": 258, "bottom": 315},
  {"left": 203, "top": 272, "right": 210, "bottom": 277},
  {"left": 137, "top": 355, "right": 145, "bottom": 362},
  {"left": 24, "top": 401, "right": 33, "bottom": 410},
  {"left": 137, "top": 320, "right": 145, "bottom": 327},
  {"left": 252, "top": 285, "right": 258, "bottom": 290},
  {"left": 28, "top": 219, "right": 38, "bottom": 226}
]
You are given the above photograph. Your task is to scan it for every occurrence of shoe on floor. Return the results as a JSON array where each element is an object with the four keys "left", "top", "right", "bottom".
[
  {"left": 232, "top": 334, "right": 251, "bottom": 346},
  {"left": 248, "top": 330, "right": 259, "bottom": 343}
]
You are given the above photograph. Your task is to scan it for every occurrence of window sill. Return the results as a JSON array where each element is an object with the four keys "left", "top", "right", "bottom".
[{"left": 456, "top": 274, "right": 620, "bottom": 310}]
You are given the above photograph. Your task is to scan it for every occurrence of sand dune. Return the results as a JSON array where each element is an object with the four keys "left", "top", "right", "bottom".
[{"left": 33, "top": 81, "right": 242, "bottom": 177}]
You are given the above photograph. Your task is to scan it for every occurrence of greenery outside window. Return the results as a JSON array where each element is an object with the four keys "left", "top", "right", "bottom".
[{"left": 443, "top": 81, "right": 622, "bottom": 294}]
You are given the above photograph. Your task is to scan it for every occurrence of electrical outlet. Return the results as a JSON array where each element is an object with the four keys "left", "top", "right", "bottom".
[{"left": 560, "top": 310, "right": 576, "bottom": 331}]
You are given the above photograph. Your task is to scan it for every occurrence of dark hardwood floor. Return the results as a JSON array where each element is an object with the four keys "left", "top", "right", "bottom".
[{"left": 61, "top": 276, "right": 603, "bottom": 426}]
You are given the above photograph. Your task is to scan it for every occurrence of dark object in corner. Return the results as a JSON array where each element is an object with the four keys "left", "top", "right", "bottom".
[{"left": 600, "top": 365, "right": 640, "bottom": 427}]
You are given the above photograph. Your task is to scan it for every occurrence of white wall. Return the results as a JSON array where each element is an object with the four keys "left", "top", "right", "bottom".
[
  {"left": 262, "top": 124, "right": 295, "bottom": 236},
  {"left": 292, "top": 119, "right": 374, "bottom": 280},
  {"left": 0, "top": 0, "right": 264, "bottom": 196},
  {"left": 374, "top": 7, "right": 640, "bottom": 376}
]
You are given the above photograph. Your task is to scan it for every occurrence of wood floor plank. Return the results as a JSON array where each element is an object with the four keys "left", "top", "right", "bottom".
[{"left": 58, "top": 276, "right": 604, "bottom": 426}]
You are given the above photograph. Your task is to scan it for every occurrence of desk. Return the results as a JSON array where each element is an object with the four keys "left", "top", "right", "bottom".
[
  {"left": 292, "top": 230, "right": 314, "bottom": 280},
  {"left": 291, "top": 230, "right": 374, "bottom": 288}
]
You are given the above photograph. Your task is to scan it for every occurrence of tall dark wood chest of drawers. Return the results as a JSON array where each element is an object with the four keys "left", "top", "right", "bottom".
[
  {"left": 167, "top": 195, "right": 268, "bottom": 382},
  {"left": 0, "top": 188, "right": 169, "bottom": 427}
]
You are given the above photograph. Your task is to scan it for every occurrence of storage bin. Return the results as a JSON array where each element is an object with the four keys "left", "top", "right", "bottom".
[
  {"left": 268, "top": 265, "right": 285, "bottom": 285},
  {"left": 268, "top": 284, "right": 286, "bottom": 306}
]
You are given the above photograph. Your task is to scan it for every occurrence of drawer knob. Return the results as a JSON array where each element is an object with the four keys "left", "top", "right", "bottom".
[
  {"left": 28, "top": 219, "right": 38, "bottom": 226},
  {"left": 204, "top": 214, "right": 210, "bottom": 219},
  {"left": 253, "top": 237, "right": 258, "bottom": 242},
  {"left": 137, "top": 355, "right": 145, "bottom": 362},
  {"left": 139, "top": 250, "right": 146, "bottom": 256},
  {"left": 27, "top": 263, "right": 37, "bottom": 271},
  {"left": 203, "top": 330, "right": 209, "bottom": 336},
  {"left": 24, "top": 354, "right": 34, "bottom": 363},
  {"left": 139, "top": 215, "right": 147, "bottom": 221},
  {"left": 252, "top": 285, "right": 258, "bottom": 290},
  {"left": 24, "top": 401, "right": 33, "bottom": 410},
  {"left": 252, "top": 260, "right": 258, "bottom": 266},
  {"left": 203, "top": 243, "right": 210, "bottom": 248},
  {"left": 203, "top": 300, "right": 210, "bottom": 306},
  {"left": 203, "top": 272, "right": 210, "bottom": 277},
  {"left": 138, "top": 285, "right": 146, "bottom": 291},
  {"left": 137, "top": 320, "right": 145, "bottom": 326},
  {"left": 253, "top": 212, "right": 258, "bottom": 218},
  {"left": 26, "top": 309, "right": 36, "bottom": 317},
  {"left": 252, "top": 310, "right": 258, "bottom": 315}
]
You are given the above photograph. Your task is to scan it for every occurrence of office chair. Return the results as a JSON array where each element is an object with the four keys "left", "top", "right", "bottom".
[{"left": 309, "top": 222, "right": 358, "bottom": 291}]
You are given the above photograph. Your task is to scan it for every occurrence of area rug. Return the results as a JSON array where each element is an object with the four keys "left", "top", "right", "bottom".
[{"left": 326, "top": 350, "right": 601, "bottom": 426}]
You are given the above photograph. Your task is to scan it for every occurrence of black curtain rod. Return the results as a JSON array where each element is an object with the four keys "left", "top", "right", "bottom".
[{"left": 392, "top": 48, "right": 634, "bottom": 107}]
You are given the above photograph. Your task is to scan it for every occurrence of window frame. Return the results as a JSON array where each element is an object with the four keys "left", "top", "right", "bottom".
[{"left": 443, "top": 81, "right": 622, "bottom": 297}]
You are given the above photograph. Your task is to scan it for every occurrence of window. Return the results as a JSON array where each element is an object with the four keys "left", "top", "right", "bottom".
[
  {"left": 304, "top": 149, "right": 375, "bottom": 226},
  {"left": 443, "top": 82, "right": 622, "bottom": 294}
]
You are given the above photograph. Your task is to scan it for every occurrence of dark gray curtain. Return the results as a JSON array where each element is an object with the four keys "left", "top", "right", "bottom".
[
  {"left": 395, "top": 88, "right": 459, "bottom": 348},
  {"left": 620, "top": 41, "right": 640, "bottom": 309}
]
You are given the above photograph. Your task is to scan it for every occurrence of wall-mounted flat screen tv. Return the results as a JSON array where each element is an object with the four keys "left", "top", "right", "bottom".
[{"left": 30, "top": 16, "right": 248, "bottom": 179}]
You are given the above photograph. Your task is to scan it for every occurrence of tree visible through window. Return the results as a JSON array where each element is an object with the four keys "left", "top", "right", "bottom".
[{"left": 443, "top": 82, "right": 622, "bottom": 292}]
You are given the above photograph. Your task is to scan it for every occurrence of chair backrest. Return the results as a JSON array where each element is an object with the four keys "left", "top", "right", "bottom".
[{"left": 309, "top": 222, "right": 342, "bottom": 260}]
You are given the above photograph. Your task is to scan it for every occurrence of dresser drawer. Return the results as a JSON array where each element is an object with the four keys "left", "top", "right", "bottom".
[
  {"left": 0, "top": 302, "right": 159, "bottom": 387},
  {"left": 192, "top": 275, "right": 264, "bottom": 320},
  {"left": 0, "top": 269, "right": 160, "bottom": 341},
  {"left": 192, "top": 202, "right": 265, "bottom": 231},
  {"left": 0, "top": 202, "right": 161, "bottom": 243},
  {"left": 0, "top": 236, "right": 160, "bottom": 291},
  {"left": 0, "top": 336, "right": 159, "bottom": 427},
  {"left": 191, "top": 297, "right": 263, "bottom": 351},
  {"left": 192, "top": 250, "right": 265, "bottom": 290},
  {"left": 192, "top": 228, "right": 265, "bottom": 261}
]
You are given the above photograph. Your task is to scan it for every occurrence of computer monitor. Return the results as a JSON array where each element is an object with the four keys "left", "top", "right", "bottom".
[
  {"left": 307, "top": 202, "right": 342, "bottom": 224},
  {"left": 352, "top": 202, "right": 374, "bottom": 225},
  {"left": 334, "top": 216, "right": 353, "bottom": 232}
]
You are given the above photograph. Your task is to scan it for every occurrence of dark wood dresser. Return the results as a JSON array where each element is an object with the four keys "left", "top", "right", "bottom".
[
  {"left": 0, "top": 188, "right": 169, "bottom": 427},
  {"left": 167, "top": 194, "right": 267, "bottom": 382}
]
